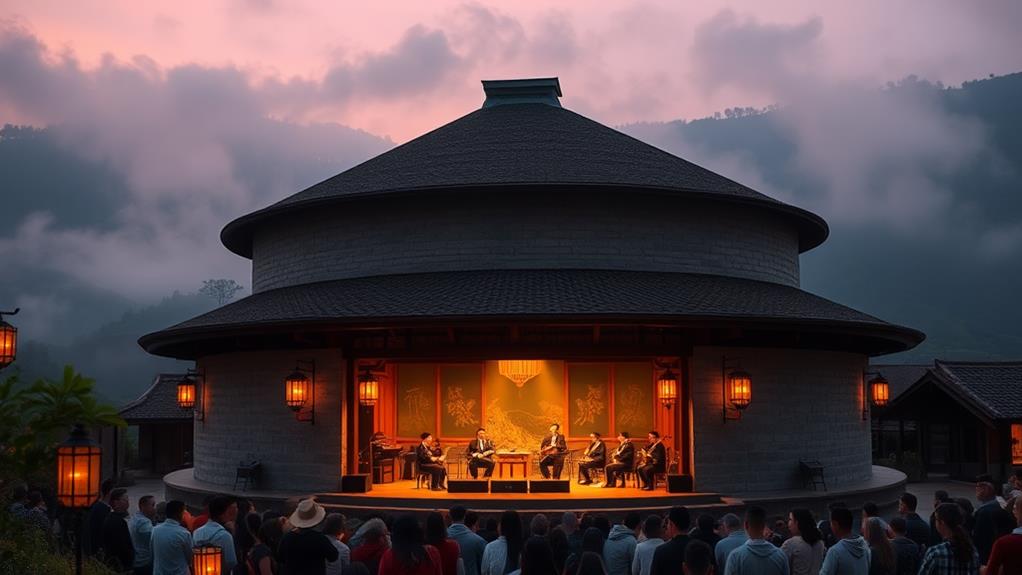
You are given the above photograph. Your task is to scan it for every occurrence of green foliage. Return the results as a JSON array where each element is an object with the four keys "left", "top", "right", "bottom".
[
  {"left": 0, "top": 366, "right": 124, "bottom": 489},
  {"left": 0, "top": 507, "right": 115, "bottom": 575}
]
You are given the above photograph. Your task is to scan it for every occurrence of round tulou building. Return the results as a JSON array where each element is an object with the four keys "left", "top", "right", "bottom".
[{"left": 142, "top": 78, "right": 923, "bottom": 511}]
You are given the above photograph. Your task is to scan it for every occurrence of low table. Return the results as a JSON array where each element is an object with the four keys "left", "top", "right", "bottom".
[{"left": 495, "top": 451, "right": 530, "bottom": 478}]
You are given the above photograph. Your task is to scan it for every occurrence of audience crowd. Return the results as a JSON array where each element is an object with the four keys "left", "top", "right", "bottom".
[{"left": 6, "top": 470, "right": 1021, "bottom": 575}]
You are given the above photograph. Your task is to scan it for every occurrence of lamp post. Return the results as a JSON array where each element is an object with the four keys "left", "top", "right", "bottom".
[
  {"left": 193, "top": 545, "right": 223, "bottom": 574},
  {"left": 57, "top": 424, "right": 101, "bottom": 575},
  {"left": 0, "top": 307, "right": 19, "bottom": 370}
]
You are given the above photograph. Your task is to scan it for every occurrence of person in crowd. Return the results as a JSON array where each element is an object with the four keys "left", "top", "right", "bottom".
[
  {"left": 151, "top": 501, "right": 192, "bottom": 575},
  {"left": 101, "top": 488, "right": 135, "bottom": 571},
  {"left": 721, "top": 506, "right": 788, "bottom": 575},
  {"left": 972, "top": 480, "right": 1015, "bottom": 565},
  {"left": 888, "top": 518, "right": 920, "bottom": 575},
  {"left": 684, "top": 541, "right": 715, "bottom": 575},
  {"left": 579, "top": 432, "right": 607, "bottom": 485},
  {"left": 1006, "top": 469, "right": 1022, "bottom": 500},
  {"left": 7, "top": 483, "right": 28, "bottom": 517},
  {"left": 190, "top": 494, "right": 216, "bottom": 532},
  {"left": 530, "top": 514, "right": 550, "bottom": 538},
  {"left": 426, "top": 511, "right": 461, "bottom": 575},
  {"left": 562, "top": 512, "right": 583, "bottom": 556},
  {"left": 482, "top": 509, "right": 524, "bottom": 575},
  {"left": 637, "top": 432, "right": 667, "bottom": 491},
  {"left": 351, "top": 518, "right": 390, "bottom": 575},
  {"left": 819, "top": 508, "right": 869, "bottom": 575},
  {"left": 192, "top": 495, "right": 239, "bottom": 574},
  {"left": 818, "top": 503, "right": 848, "bottom": 550},
  {"left": 652, "top": 506, "right": 693, "bottom": 575},
  {"left": 450, "top": 505, "right": 488, "bottom": 575},
  {"left": 715, "top": 514, "right": 749, "bottom": 570},
  {"left": 417, "top": 433, "right": 448, "bottom": 490},
  {"left": 278, "top": 498, "right": 339, "bottom": 575},
  {"left": 129, "top": 494, "right": 156, "bottom": 575},
  {"left": 154, "top": 501, "right": 167, "bottom": 525},
  {"left": 605, "top": 511, "right": 641, "bottom": 575},
  {"left": 595, "top": 516, "right": 612, "bottom": 539},
  {"left": 929, "top": 491, "right": 953, "bottom": 546},
  {"left": 21, "top": 490, "right": 53, "bottom": 541},
  {"left": 861, "top": 504, "right": 891, "bottom": 539},
  {"left": 604, "top": 433, "right": 635, "bottom": 488},
  {"left": 539, "top": 423, "right": 568, "bottom": 480},
  {"left": 248, "top": 517, "right": 282, "bottom": 575},
  {"left": 86, "top": 478, "right": 117, "bottom": 556},
  {"left": 578, "top": 551, "right": 611, "bottom": 575},
  {"left": 479, "top": 517, "right": 500, "bottom": 544},
  {"left": 468, "top": 428, "right": 497, "bottom": 479},
  {"left": 692, "top": 515, "right": 722, "bottom": 556},
  {"left": 518, "top": 536, "right": 558, "bottom": 575},
  {"left": 919, "top": 503, "right": 978, "bottom": 575},
  {"left": 863, "top": 518, "right": 895, "bottom": 575},
  {"left": 565, "top": 528, "right": 607, "bottom": 575},
  {"left": 954, "top": 499, "right": 976, "bottom": 535},
  {"left": 896, "top": 493, "right": 929, "bottom": 547},
  {"left": 632, "top": 514, "right": 666, "bottom": 575},
  {"left": 548, "top": 526, "right": 571, "bottom": 574},
  {"left": 781, "top": 508, "right": 825, "bottom": 575},
  {"left": 983, "top": 495, "right": 1022, "bottom": 575},
  {"left": 324, "top": 513, "right": 352, "bottom": 575},
  {"left": 235, "top": 512, "right": 263, "bottom": 575},
  {"left": 377, "top": 514, "right": 443, "bottom": 575}
]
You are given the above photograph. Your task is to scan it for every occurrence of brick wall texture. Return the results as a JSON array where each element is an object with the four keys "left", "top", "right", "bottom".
[{"left": 250, "top": 193, "right": 802, "bottom": 293}]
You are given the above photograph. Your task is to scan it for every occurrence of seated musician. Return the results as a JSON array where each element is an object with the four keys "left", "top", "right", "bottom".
[
  {"left": 369, "top": 431, "right": 389, "bottom": 461},
  {"left": 637, "top": 430, "right": 666, "bottom": 491},
  {"left": 603, "top": 431, "right": 634, "bottom": 488},
  {"left": 539, "top": 423, "right": 568, "bottom": 479},
  {"left": 577, "top": 431, "right": 606, "bottom": 485},
  {"left": 467, "top": 428, "right": 496, "bottom": 479},
  {"left": 415, "top": 432, "right": 447, "bottom": 490}
]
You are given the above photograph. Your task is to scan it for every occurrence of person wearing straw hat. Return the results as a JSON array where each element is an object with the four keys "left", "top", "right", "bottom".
[{"left": 278, "top": 498, "right": 339, "bottom": 575}]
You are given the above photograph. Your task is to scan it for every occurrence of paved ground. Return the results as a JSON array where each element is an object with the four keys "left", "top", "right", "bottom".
[
  {"left": 906, "top": 478, "right": 976, "bottom": 518},
  {"left": 122, "top": 475, "right": 166, "bottom": 508}
]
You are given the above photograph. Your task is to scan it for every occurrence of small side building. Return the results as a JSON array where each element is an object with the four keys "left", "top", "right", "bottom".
[
  {"left": 119, "top": 374, "right": 194, "bottom": 475},
  {"left": 872, "top": 360, "right": 1022, "bottom": 481}
]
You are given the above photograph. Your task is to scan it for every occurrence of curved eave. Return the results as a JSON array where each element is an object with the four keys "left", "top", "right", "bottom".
[{"left": 220, "top": 184, "right": 829, "bottom": 258}]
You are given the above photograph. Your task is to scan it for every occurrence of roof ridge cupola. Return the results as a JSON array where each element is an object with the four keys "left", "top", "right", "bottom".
[{"left": 481, "top": 77, "right": 563, "bottom": 108}]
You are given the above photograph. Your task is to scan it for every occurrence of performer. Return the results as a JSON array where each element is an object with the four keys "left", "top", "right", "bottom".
[
  {"left": 577, "top": 431, "right": 606, "bottom": 485},
  {"left": 637, "top": 431, "right": 666, "bottom": 490},
  {"left": 603, "top": 431, "right": 634, "bottom": 488},
  {"left": 538, "top": 423, "right": 568, "bottom": 479},
  {"left": 416, "top": 432, "right": 447, "bottom": 490},
  {"left": 467, "top": 428, "right": 496, "bottom": 479}
]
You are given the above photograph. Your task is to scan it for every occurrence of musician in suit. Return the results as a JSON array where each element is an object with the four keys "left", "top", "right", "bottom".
[
  {"left": 539, "top": 423, "right": 568, "bottom": 479},
  {"left": 577, "top": 432, "right": 606, "bottom": 485},
  {"left": 637, "top": 431, "right": 667, "bottom": 490},
  {"left": 603, "top": 432, "right": 635, "bottom": 488},
  {"left": 416, "top": 432, "right": 447, "bottom": 490},
  {"left": 467, "top": 428, "right": 496, "bottom": 479}
]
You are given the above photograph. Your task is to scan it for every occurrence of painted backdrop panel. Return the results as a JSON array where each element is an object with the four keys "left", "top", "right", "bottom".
[
  {"left": 440, "top": 364, "right": 483, "bottom": 437},
  {"left": 484, "top": 360, "right": 564, "bottom": 451},
  {"left": 614, "top": 362, "right": 654, "bottom": 436},
  {"left": 396, "top": 363, "right": 436, "bottom": 438},
  {"left": 568, "top": 363, "right": 610, "bottom": 437}
]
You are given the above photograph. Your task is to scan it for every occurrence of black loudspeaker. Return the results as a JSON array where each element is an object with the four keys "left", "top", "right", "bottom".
[
  {"left": 667, "top": 474, "right": 694, "bottom": 493},
  {"left": 490, "top": 480, "right": 528, "bottom": 493},
  {"left": 341, "top": 474, "right": 371, "bottom": 493},
  {"left": 448, "top": 480, "right": 489, "bottom": 493},
  {"left": 529, "top": 480, "right": 570, "bottom": 493}
]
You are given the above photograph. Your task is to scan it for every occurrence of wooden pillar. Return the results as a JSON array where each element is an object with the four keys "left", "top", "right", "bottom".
[
  {"left": 681, "top": 355, "right": 691, "bottom": 476},
  {"left": 345, "top": 354, "right": 357, "bottom": 474}
]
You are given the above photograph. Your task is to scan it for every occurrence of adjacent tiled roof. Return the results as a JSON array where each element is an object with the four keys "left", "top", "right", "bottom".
[
  {"left": 119, "top": 374, "right": 193, "bottom": 422},
  {"left": 140, "top": 269, "right": 923, "bottom": 356},
  {"left": 934, "top": 360, "right": 1022, "bottom": 420},
  {"left": 869, "top": 363, "right": 930, "bottom": 400},
  {"left": 221, "top": 102, "right": 828, "bottom": 257}
]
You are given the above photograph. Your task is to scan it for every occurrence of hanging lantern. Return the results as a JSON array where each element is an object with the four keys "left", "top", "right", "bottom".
[
  {"left": 869, "top": 375, "right": 890, "bottom": 407},
  {"left": 285, "top": 371, "right": 310, "bottom": 411},
  {"left": 657, "top": 369, "right": 678, "bottom": 408},
  {"left": 727, "top": 370, "right": 752, "bottom": 410},
  {"left": 193, "top": 545, "right": 222, "bottom": 575},
  {"left": 498, "top": 360, "right": 543, "bottom": 388},
  {"left": 358, "top": 370, "right": 379, "bottom": 407},
  {"left": 177, "top": 375, "right": 197, "bottom": 409},
  {"left": 0, "top": 309, "right": 18, "bottom": 369},
  {"left": 56, "top": 424, "right": 101, "bottom": 509}
]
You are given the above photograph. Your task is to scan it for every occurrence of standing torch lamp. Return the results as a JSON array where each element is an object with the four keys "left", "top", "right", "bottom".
[
  {"left": 57, "top": 424, "right": 101, "bottom": 575},
  {"left": 193, "top": 545, "right": 223, "bottom": 575},
  {"left": 0, "top": 307, "right": 19, "bottom": 370}
]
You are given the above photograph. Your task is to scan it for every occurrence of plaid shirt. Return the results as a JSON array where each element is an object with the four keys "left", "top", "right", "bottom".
[{"left": 918, "top": 542, "right": 979, "bottom": 575}]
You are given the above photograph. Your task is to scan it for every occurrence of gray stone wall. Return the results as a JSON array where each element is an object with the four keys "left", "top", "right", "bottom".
[
  {"left": 193, "top": 350, "right": 346, "bottom": 492},
  {"left": 690, "top": 346, "right": 871, "bottom": 494},
  {"left": 251, "top": 193, "right": 801, "bottom": 293}
]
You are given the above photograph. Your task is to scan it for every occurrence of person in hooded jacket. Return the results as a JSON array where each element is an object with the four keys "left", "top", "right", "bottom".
[
  {"left": 722, "top": 507, "right": 788, "bottom": 575},
  {"left": 604, "top": 512, "right": 640, "bottom": 575},
  {"left": 819, "top": 508, "right": 870, "bottom": 575}
]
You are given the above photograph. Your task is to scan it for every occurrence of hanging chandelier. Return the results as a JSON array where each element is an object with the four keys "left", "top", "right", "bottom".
[{"left": 498, "top": 360, "right": 543, "bottom": 388}]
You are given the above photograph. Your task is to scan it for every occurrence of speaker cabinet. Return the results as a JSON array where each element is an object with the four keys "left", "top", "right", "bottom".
[
  {"left": 667, "top": 474, "right": 694, "bottom": 493},
  {"left": 529, "top": 479, "right": 570, "bottom": 493},
  {"left": 490, "top": 480, "right": 528, "bottom": 493},
  {"left": 340, "top": 474, "right": 371, "bottom": 493},
  {"left": 448, "top": 479, "right": 489, "bottom": 493}
]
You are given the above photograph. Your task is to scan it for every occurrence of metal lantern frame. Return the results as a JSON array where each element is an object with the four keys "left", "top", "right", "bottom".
[
  {"left": 657, "top": 368, "right": 679, "bottom": 409},
  {"left": 182, "top": 368, "right": 206, "bottom": 421},
  {"left": 721, "top": 356, "right": 751, "bottom": 423},
  {"left": 0, "top": 307, "right": 19, "bottom": 370},
  {"left": 862, "top": 371, "right": 889, "bottom": 419},
  {"left": 57, "top": 424, "right": 102, "bottom": 509},
  {"left": 358, "top": 368, "right": 380, "bottom": 407},
  {"left": 193, "top": 545, "right": 223, "bottom": 575},
  {"left": 285, "top": 359, "right": 315, "bottom": 424}
]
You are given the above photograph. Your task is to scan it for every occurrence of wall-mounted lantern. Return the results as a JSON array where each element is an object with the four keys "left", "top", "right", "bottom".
[
  {"left": 862, "top": 371, "right": 889, "bottom": 419},
  {"left": 722, "top": 357, "right": 751, "bottom": 423},
  {"left": 0, "top": 307, "right": 19, "bottom": 370},
  {"left": 358, "top": 368, "right": 380, "bottom": 407},
  {"left": 177, "top": 374, "right": 197, "bottom": 409},
  {"left": 285, "top": 360, "right": 315, "bottom": 424},
  {"left": 179, "top": 369, "right": 205, "bottom": 421},
  {"left": 657, "top": 369, "right": 678, "bottom": 409}
]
